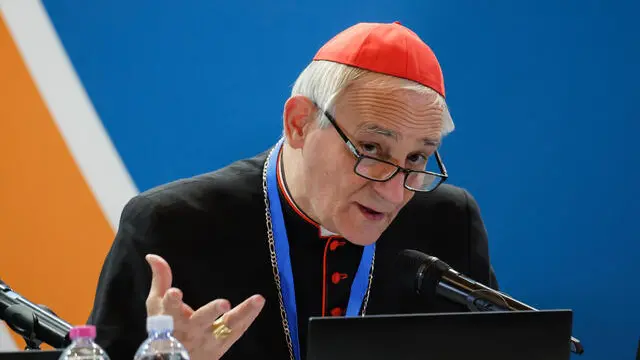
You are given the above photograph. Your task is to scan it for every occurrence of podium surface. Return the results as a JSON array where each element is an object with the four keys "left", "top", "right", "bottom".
[{"left": 307, "top": 310, "right": 573, "bottom": 360}]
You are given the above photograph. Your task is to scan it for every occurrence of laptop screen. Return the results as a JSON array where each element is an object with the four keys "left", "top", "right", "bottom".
[{"left": 306, "top": 310, "right": 573, "bottom": 360}]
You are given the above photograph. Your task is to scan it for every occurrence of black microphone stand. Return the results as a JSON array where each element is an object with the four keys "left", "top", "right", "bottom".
[
  {"left": 435, "top": 272, "right": 585, "bottom": 355},
  {"left": 402, "top": 250, "right": 585, "bottom": 355},
  {"left": 0, "top": 280, "right": 72, "bottom": 350},
  {"left": 3, "top": 304, "right": 67, "bottom": 350},
  {"left": 4, "top": 304, "right": 43, "bottom": 350}
]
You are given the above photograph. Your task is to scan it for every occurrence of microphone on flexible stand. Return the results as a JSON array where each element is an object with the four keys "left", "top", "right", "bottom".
[
  {"left": 0, "top": 278, "right": 72, "bottom": 349},
  {"left": 395, "top": 249, "right": 584, "bottom": 355}
]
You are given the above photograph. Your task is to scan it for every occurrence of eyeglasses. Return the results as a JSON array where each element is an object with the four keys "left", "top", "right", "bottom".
[{"left": 321, "top": 108, "right": 448, "bottom": 192}]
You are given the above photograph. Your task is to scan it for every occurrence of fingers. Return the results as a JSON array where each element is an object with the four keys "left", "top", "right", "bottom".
[
  {"left": 221, "top": 295, "right": 265, "bottom": 336},
  {"left": 142, "top": 254, "right": 265, "bottom": 360},
  {"left": 199, "top": 295, "right": 266, "bottom": 358},
  {"left": 181, "top": 302, "right": 195, "bottom": 319},
  {"left": 161, "top": 288, "right": 184, "bottom": 318},
  {"left": 145, "top": 254, "right": 173, "bottom": 315},
  {"left": 189, "top": 294, "right": 264, "bottom": 335},
  {"left": 190, "top": 299, "right": 231, "bottom": 330},
  {"left": 146, "top": 254, "right": 173, "bottom": 298}
]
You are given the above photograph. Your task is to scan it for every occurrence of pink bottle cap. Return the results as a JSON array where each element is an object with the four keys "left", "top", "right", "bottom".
[{"left": 69, "top": 325, "right": 96, "bottom": 340}]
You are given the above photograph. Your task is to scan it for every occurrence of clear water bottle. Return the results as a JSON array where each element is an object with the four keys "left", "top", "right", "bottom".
[
  {"left": 133, "top": 315, "right": 190, "bottom": 360},
  {"left": 58, "top": 325, "right": 110, "bottom": 360}
]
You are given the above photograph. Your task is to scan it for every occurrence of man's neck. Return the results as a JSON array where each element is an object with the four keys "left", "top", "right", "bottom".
[
  {"left": 281, "top": 144, "right": 316, "bottom": 223},
  {"left": 280, "top": 144, "right": 341, "bottom": 237}
]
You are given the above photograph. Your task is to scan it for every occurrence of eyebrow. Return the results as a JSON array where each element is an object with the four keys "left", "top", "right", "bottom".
[{"left": 360, "top": 124, "right": 441, "bottom": 147}]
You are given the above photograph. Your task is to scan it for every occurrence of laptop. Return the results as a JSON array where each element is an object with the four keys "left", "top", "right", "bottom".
[{"left": 306, "top": 310, "right": 573, "bottom": 360}]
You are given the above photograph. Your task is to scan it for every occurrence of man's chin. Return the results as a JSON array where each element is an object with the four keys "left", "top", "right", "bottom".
[
  {"left": 339, "top": 227, "right": 383, "bottom": 247},
  {"left": 332, "top": 210, "right": 392, "bottom": 246}
]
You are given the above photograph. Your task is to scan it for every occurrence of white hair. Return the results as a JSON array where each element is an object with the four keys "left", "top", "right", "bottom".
[{"left": 288, "top": 60, "right": 455, "bottom": 136}]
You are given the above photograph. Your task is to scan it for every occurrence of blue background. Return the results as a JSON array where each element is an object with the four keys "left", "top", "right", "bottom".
[{"left": 43, "top": 0, "right": 639, "bottom": 358}]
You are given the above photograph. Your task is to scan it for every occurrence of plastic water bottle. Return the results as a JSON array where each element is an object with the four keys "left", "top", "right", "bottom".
[
  {"left": 58, "top": 325, "right": 110, "bottom": 360},
  {"left": 133, "top": 315, "right": 190, "bottom": 360}
]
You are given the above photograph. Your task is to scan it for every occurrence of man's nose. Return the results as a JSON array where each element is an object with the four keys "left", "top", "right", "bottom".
[{"left": 372, "top": 172, "right": 407, "bottom": 205}]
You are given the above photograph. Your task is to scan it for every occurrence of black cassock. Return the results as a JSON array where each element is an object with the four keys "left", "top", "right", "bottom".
[{"left": 87, "top": 146, "right": 498, "bottom": 360}]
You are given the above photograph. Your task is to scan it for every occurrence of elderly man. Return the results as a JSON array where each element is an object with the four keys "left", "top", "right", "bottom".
[{"left": 88, "top": 21, "right": 498, "bottom": 360}]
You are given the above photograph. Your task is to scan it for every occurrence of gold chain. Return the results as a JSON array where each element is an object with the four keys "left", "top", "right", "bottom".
[{"left": 261, "top": 145, "right": 375, "bottom": 360}]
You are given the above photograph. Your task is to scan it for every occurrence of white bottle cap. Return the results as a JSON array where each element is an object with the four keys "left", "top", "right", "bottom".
[{"left": 147, "top": 315, "right": 174, "bottom": 332}]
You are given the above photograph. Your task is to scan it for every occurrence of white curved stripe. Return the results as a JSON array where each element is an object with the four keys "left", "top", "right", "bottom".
[
  {"left": 0, "top": 325, "right": 16, "bottom": 352},
  {"left": 0, "top": 0, "right": 139, "bottom": 231},
  {"left": 0, "top": 323, "right": 17, "bottom": 352}
]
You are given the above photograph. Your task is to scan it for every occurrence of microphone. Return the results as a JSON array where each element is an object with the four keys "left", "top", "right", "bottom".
[
  {"left": 396, "top": 249, "right": 584, "bottom": 355},
  {"left": 0, "top": 278, "right": 72, "bottom": 349}
]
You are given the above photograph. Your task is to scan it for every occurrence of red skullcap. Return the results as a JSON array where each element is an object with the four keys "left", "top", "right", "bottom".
[{"left": 314, "top": 21, "right": 446, "bottom": 98}]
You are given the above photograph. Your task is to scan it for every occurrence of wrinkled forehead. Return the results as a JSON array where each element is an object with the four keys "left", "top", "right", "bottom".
[
  {"left": 333, "top": 75, "right": 446, "bottom": 128},
  {"left": 337, "top": 74, "right": 443, "bottom": 109}
]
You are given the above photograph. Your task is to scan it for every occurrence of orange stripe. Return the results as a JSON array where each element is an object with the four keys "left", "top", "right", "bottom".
[{"left": 0, "top": 16, "right": 115, "bottom": 347}]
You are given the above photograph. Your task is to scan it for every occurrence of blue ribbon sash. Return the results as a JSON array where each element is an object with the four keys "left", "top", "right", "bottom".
[{"left": 265, "top": 138, "right": 376, "bottom": 360}]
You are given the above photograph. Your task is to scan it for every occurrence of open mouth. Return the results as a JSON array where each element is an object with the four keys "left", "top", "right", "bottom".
[{"left": 357, "top": 203, "right": 385, "bottom": 221}]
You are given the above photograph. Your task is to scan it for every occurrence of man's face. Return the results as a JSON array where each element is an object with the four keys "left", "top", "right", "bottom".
[{"left": 301, "top": 76, "right": 444, "bottom": 246}]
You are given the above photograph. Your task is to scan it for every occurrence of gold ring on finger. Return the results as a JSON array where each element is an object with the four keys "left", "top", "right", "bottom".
[{"left": 212, "top": 317, "right": 232, "bottom": 340}]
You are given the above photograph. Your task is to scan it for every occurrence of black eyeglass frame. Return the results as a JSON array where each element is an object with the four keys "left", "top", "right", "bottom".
[{"left": 319, "top": 107, "right": 449, "bottom": 192}]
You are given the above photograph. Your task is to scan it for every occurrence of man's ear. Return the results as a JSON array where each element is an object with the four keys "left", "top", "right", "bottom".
[{"left": 283, "top": 95, "right": 317, "bottom": 149}]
